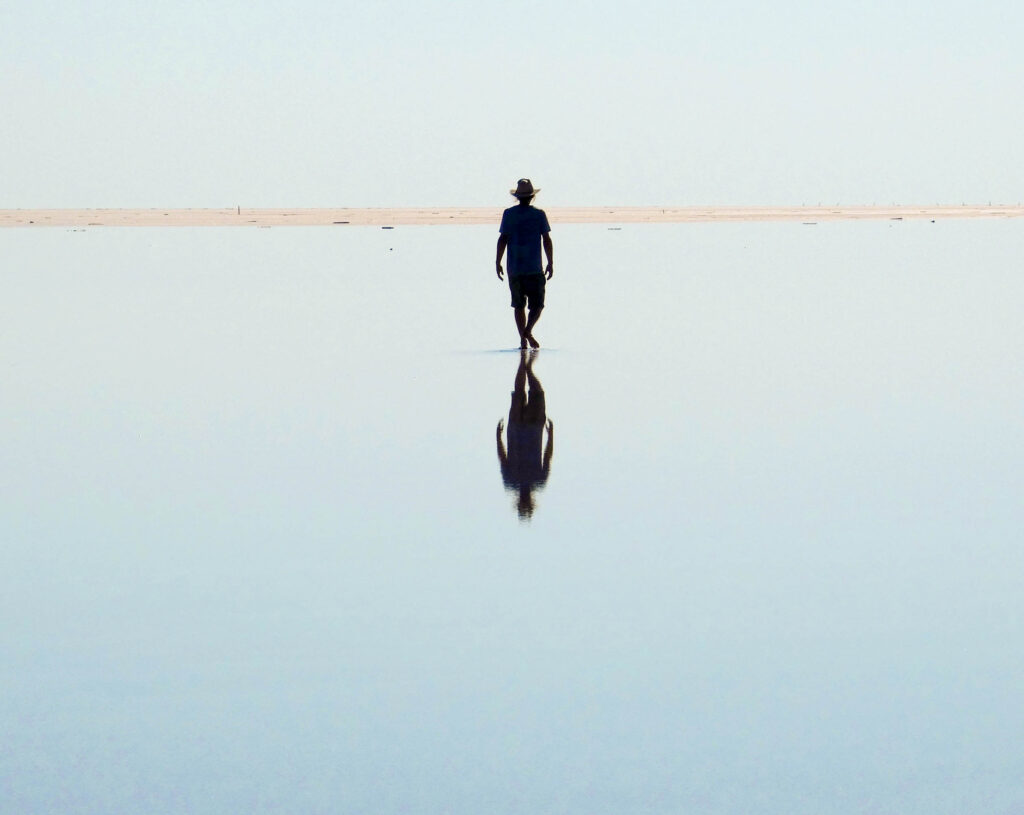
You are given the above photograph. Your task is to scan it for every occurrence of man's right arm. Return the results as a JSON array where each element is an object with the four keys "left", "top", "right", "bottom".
[{"left": 496, "top": 235, "right": 508, "bottom": 280}]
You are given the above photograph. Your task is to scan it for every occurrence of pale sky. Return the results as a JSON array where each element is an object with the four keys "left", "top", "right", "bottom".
[{"left": 2, "top": 0, "right": 1021, "bottom": 207}]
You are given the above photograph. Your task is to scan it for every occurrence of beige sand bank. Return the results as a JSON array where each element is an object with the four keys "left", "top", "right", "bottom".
[{"left": 2, "top": 206, "right": 1023, "bottom": 228}]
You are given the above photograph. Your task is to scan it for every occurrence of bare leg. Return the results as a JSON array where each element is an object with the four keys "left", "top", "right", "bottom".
[
  {"left": 524, "top": 306, "right": 543, "bottom": 348},
  {"left": 514, "top": 307, "right": 528, "bottom": 348}
]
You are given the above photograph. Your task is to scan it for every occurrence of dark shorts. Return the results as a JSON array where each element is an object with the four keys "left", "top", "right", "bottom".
[{"left": 509, "top": 274, "right": 546, "bottom": 309}]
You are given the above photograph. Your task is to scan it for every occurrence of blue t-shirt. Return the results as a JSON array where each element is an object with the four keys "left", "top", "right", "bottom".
[{"left": 499, "top": 205, "right": 551, "bottom": 277}]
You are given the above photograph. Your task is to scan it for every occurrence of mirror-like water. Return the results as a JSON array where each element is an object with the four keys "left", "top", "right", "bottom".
[{"left": 2, "top": 221, "right": 1022, "bottom": 814}]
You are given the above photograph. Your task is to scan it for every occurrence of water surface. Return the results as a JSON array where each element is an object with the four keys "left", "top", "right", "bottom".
[{"left": 2, "top": 220, "right": 1022, "bottom": 813}]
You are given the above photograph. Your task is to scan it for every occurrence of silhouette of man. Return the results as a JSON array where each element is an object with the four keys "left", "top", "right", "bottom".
[
  {"left": 495, "top": 178, "right": 554, "bottom": 349},
  {"left": 496, "top": 350, "right": 553, "bottom": 520}
]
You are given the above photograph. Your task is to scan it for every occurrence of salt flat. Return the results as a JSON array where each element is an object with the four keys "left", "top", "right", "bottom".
[{"left": 2, "top": 220, "right": 1022, "bottom": 814}]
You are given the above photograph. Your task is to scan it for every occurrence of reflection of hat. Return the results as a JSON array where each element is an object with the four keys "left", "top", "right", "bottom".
[{"left": 510, "top": 178, "right": 540, "bottom": 198}]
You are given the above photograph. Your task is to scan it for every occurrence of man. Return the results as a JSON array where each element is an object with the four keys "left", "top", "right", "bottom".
[{"left": 495, "top": 178, "right": 554, "bottom": 349}]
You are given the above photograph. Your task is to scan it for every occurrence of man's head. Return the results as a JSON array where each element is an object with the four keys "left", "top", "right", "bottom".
[{"left": 510, "top": 178, "right": 539, "bottom": 204}]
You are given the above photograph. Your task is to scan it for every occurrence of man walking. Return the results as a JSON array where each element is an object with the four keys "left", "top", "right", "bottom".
[{"left": 496, "top": 178, "right": 554, "bottom": 349}]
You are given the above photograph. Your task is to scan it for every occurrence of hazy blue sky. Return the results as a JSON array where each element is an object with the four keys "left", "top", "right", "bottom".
[{"left": 3, "top": 0, "right": 1022, "bottom": 207}]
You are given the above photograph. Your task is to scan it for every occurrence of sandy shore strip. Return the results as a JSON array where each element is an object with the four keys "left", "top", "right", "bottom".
[{"left": 2, "top": 206, "right": 1023, "bottom": 228}]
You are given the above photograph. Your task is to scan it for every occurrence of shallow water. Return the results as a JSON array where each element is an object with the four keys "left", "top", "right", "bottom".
[{"left": 2, "top": 221, "right": 1023, "bottom": 814}]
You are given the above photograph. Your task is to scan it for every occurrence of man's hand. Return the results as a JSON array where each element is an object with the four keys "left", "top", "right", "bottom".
[
  {"left": 496, "top": 235, "right": 508, "bottom": 280},
  {"left": 545, "top": 263, "right": 554, "bottom": 280}
]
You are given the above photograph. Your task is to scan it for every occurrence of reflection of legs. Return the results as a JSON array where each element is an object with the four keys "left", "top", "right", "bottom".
[
  {"left": 508, "top": 349, "right": 529, "bottom": 422},
  {"left": 523, "top": 351, "right": 546, "bottom": 422},
  {"left": 515, "top": 349, "right": 529, "bottom": 393}
]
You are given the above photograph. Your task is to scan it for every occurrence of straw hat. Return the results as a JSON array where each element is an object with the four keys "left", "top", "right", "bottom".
[{"left": 510, "top": 178, "right": 540, "bottom": 198}]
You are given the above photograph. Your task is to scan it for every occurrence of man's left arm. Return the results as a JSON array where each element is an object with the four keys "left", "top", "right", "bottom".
[{"left": 542, "top": 234, "right": 553, "bottom": 279}]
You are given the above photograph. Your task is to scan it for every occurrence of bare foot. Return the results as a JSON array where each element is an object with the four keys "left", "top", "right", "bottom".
[
  {"left": 526, "top": 333, "right": 540, "bottom": 348},
  {"left": 520, "top": 335, "right": 528, "bottom": 349}
]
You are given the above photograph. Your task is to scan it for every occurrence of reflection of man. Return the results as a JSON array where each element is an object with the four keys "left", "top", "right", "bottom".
[
  {"left": 495, "top": 178, "right": 554, "bottom": 349},
  {"left": 496, "top": 350, "right": 553, "bottom": 520}
]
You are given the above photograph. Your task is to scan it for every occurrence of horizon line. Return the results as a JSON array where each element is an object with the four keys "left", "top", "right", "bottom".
[{"left": 3, "top": 204, "right": 1023, "bottom": 228}]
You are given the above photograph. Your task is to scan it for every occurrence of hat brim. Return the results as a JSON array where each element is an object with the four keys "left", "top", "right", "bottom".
[{"left": 510, "top": 188, "right": 540, "bottom": 197}]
